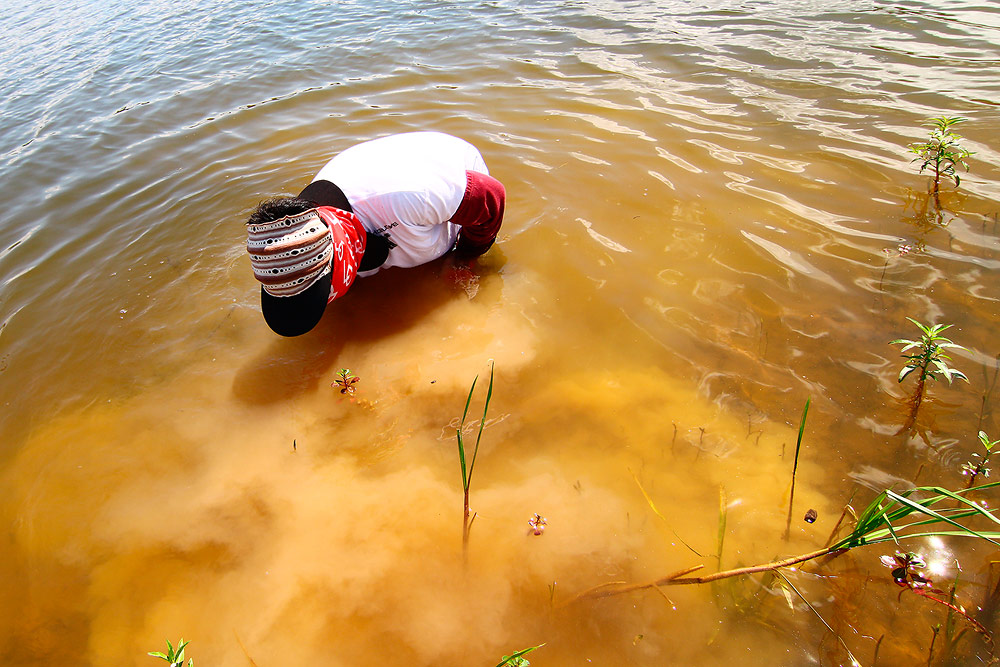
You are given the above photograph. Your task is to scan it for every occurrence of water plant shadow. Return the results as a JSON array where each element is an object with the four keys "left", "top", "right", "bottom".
[{"left": 231, "top": 258, "right": 503, "bottom": 405}]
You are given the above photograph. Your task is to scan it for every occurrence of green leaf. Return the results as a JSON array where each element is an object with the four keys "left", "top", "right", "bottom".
[
  {"left": 466, "top": 361, "right": 495, "bottom": 489},
  {"left": 852, "top": 530, "right": 1000, "bottom": 547},
  {"left": 881, "top": 509, "right": 900, "bottom": 545},
  {"left": 457, "top": 429, "right": 467, "bottom": 490},
  {"left": 461, "top": 375, "right": 479, "bottom": 424},
  {"left": 885, "top": 490, "right": 1000, "bottom": 546},
  {"left": 898, "top": 365, "right": 916, "bottom": 383},
  {"left": 495, "top": 644, "right": 545, "bottom": 667}
]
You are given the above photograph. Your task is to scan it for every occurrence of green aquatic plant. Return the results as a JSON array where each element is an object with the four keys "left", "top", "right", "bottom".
[
  {"left": 890, "top": 318, "right": 968, "bottom": 433},
  {"left": 572, "top": 480, "right": 1000, "bottom": 599},
  {"left": 908, "top": 116, "right": 973, "bottom": 197},
  {"left": 495, "top": 643, "right": 545, "bottom": 667},
  {"left": 333, "top": 368, "right": 360, "bottom": 395},
  {"left": 962, "top": 431, "right": 998, "bottom": 489},
  {"left": 528, "top": 513, "right": 546, "bottom": 536},
  {"left": 570, "top": 479, "right": 1000, "bottom": 662},
  {"left": 457, "top": 361, "right": 495, "bottom": 559},
  {"left": 148, "top": 638, "right": 192, "bottom": 667},
  {"left": 880, "top": 551, "right": 991, "bottom": 642}
]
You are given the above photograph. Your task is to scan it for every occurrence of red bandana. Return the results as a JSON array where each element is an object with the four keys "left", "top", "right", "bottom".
[{"left": 315, "top": 206, "right": 366, "bottom": 302}]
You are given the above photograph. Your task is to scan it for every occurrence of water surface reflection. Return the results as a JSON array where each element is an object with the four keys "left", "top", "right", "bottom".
[{"left": 1, "top": 0, "right": 999, "bottom": 664}]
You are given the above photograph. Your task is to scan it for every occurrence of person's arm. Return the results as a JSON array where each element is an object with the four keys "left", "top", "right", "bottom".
[{"left": 451, "top": 171, "right": 505, "bottom": 259}]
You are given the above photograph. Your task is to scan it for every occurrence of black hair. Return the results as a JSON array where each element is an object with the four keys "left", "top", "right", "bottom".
[{"left": 247, "top": 196, "right": 317, "bottom": 226}]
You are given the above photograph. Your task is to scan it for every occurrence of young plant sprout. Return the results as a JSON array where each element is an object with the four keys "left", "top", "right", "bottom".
[
  {"left": 908, "top": 116, "right": 974, "bottom": 197},
  {"left": 962, "top": 431, "right": 998, "bottom": 489},
  {"left": 148, "top": 639, "right": 192, "bottom": 667},
  {"left": 880, "top": 551, "right": 991, "bottom": 640},
  {"left": 881, "top": 551, "right": 934, "bottom": 589},
  {"left": 890, "top": 318, "right": 969, "bottom": 433},
  {"left": 333, "top": 368, "right": 360, "bottom": 395},
  {"left": 528, "top": 513, "right": 547, "bottom": 536}
]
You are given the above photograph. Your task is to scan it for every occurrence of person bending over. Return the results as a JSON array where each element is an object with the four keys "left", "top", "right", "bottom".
[{"left": 246, "top": 131, "right": 505, "bottom": 336}]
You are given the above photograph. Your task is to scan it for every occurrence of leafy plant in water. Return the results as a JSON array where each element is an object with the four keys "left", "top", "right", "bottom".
[
  {"left": 495, "top": 643, "right": 544, "bottom": 667},
  {"left": 457, "top": 361, "right": 494, "bottom": 560},
  {"left": 148, "top": 638, "right": 192, "bottom": 667},
  {"left": 332, "top": 368, "right": 360, "bottom": 395},
  {"left": 528, "top": 513, "right": 546, "bottom": 536},
  {"left": 569, "top": 478, "right": 1000, "bottom": 665},
  {"left": 572, "top": 480, "right": 1000, "bottom": 591},
  {"left": 890, "top": 318, "right": 968, "bottom": 433},
  {"left": 880, "top": 551, "right": 992, "bottom": 642},
  {"left": 908, "top": 116, "right": 973, "bottom": 198},
  {"left": 962, "top": 431, "right": 998, "bottom": 489}
]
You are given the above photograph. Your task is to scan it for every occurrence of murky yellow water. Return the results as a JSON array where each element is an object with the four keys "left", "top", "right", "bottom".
[{"left": 2, "top": 0, "right": 1000, "bottom": 664}]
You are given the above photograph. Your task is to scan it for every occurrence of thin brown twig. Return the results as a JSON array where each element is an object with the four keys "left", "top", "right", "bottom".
[
  {"left": 233, "top": 630, "right": 259, "bottom": 667},
  {"left": 667, "top": 547, "right": 845, "bottom": 585},
  {"left": 824, "top": 492, "right": 858, "bottom": 548},
  {"left": 564, "top": 566, "right": 704, "bottom": 605},
  {"left": 569, "top": 547, "right": 848, "bottom": 604},
  {"left": 912, "top": 588, "right": 993, "bottom": 646}
]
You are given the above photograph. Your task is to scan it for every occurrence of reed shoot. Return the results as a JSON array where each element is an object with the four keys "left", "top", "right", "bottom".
[
  {"left": 784, "top": 398, "right": 810, "bottom": 540},
  {"left": 148, "top": 639, "right": 192, "bottom": 667},
  {"left": 457, "top": 361, "right": 495, "bottom": 560}
]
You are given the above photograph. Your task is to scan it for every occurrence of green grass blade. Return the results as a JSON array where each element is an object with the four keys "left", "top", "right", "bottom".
[
  {"left": 461, "top": 375, "right": 479, "bottom": 424},
  {"left": 784, "top": 398, "right": 810, "bottom": 539},
  {"left": 495, "top": 643, "right": 545, "bottom": 667},
  {"left": 854, "top": 493, "right": 890, "bottom": 534},
  {"left": 885, "top": 490, "right": 1000, "bottom": 545},
  {"left": 914, "top": 485, "right": 1000, "bottom": 526},
  {"left": 457, "top": 429, "right": 467, "bottom": 490},
  {"left": 881, "top": 510, "right": 900, "bottom": 545},
  {"left": 457, "top": 373, "right": 480, "bottom": 491},
  {"left": 466, "top": 361, "right": 494, "bottom": 486},
  {"left": 793, "top": 398, "right": 810, "bottom": 476},
  {"left": 853, "top": 530, "right": 1000, "bottom": 547},
  {"left": 892, "top": 509, "right": 988, "bottom": 532}
]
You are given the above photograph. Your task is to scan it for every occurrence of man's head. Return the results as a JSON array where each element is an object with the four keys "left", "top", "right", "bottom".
[{"left": 246, "top": 197, "right": 366, "bottom": 337}]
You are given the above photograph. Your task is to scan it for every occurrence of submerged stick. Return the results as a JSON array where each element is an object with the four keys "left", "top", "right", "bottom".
[
  {"left": 569, "top": 546, "right": 846, "bottom": 605},
  {"left": 233, "top": 630, "right": 259, "bottom": 667},
  {"left": 667, "top": 546, "right": 844, "bottom": 586},
  {"left": 564, "top": 566, "right": 704, "bottom": 605},
  {"left": 824, "top": 490, "right": 859, "bottom": 548},
  {"left": 565, "top": 547, "right": 848, "bottom": 605}
]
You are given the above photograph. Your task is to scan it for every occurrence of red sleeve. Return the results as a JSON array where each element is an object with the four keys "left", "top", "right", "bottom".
[{"left": 451, "top": 170, "right": 505, "bottom": 258}]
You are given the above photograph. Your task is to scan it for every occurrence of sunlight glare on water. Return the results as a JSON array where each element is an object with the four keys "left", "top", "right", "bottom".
[{"left": 1, "top": 0, "right": 999, "bottom": 664}]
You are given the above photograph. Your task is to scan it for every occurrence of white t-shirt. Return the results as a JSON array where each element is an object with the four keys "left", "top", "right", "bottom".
[{"left": 312, "top": 132, "right": 489, "bottom": 275}]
